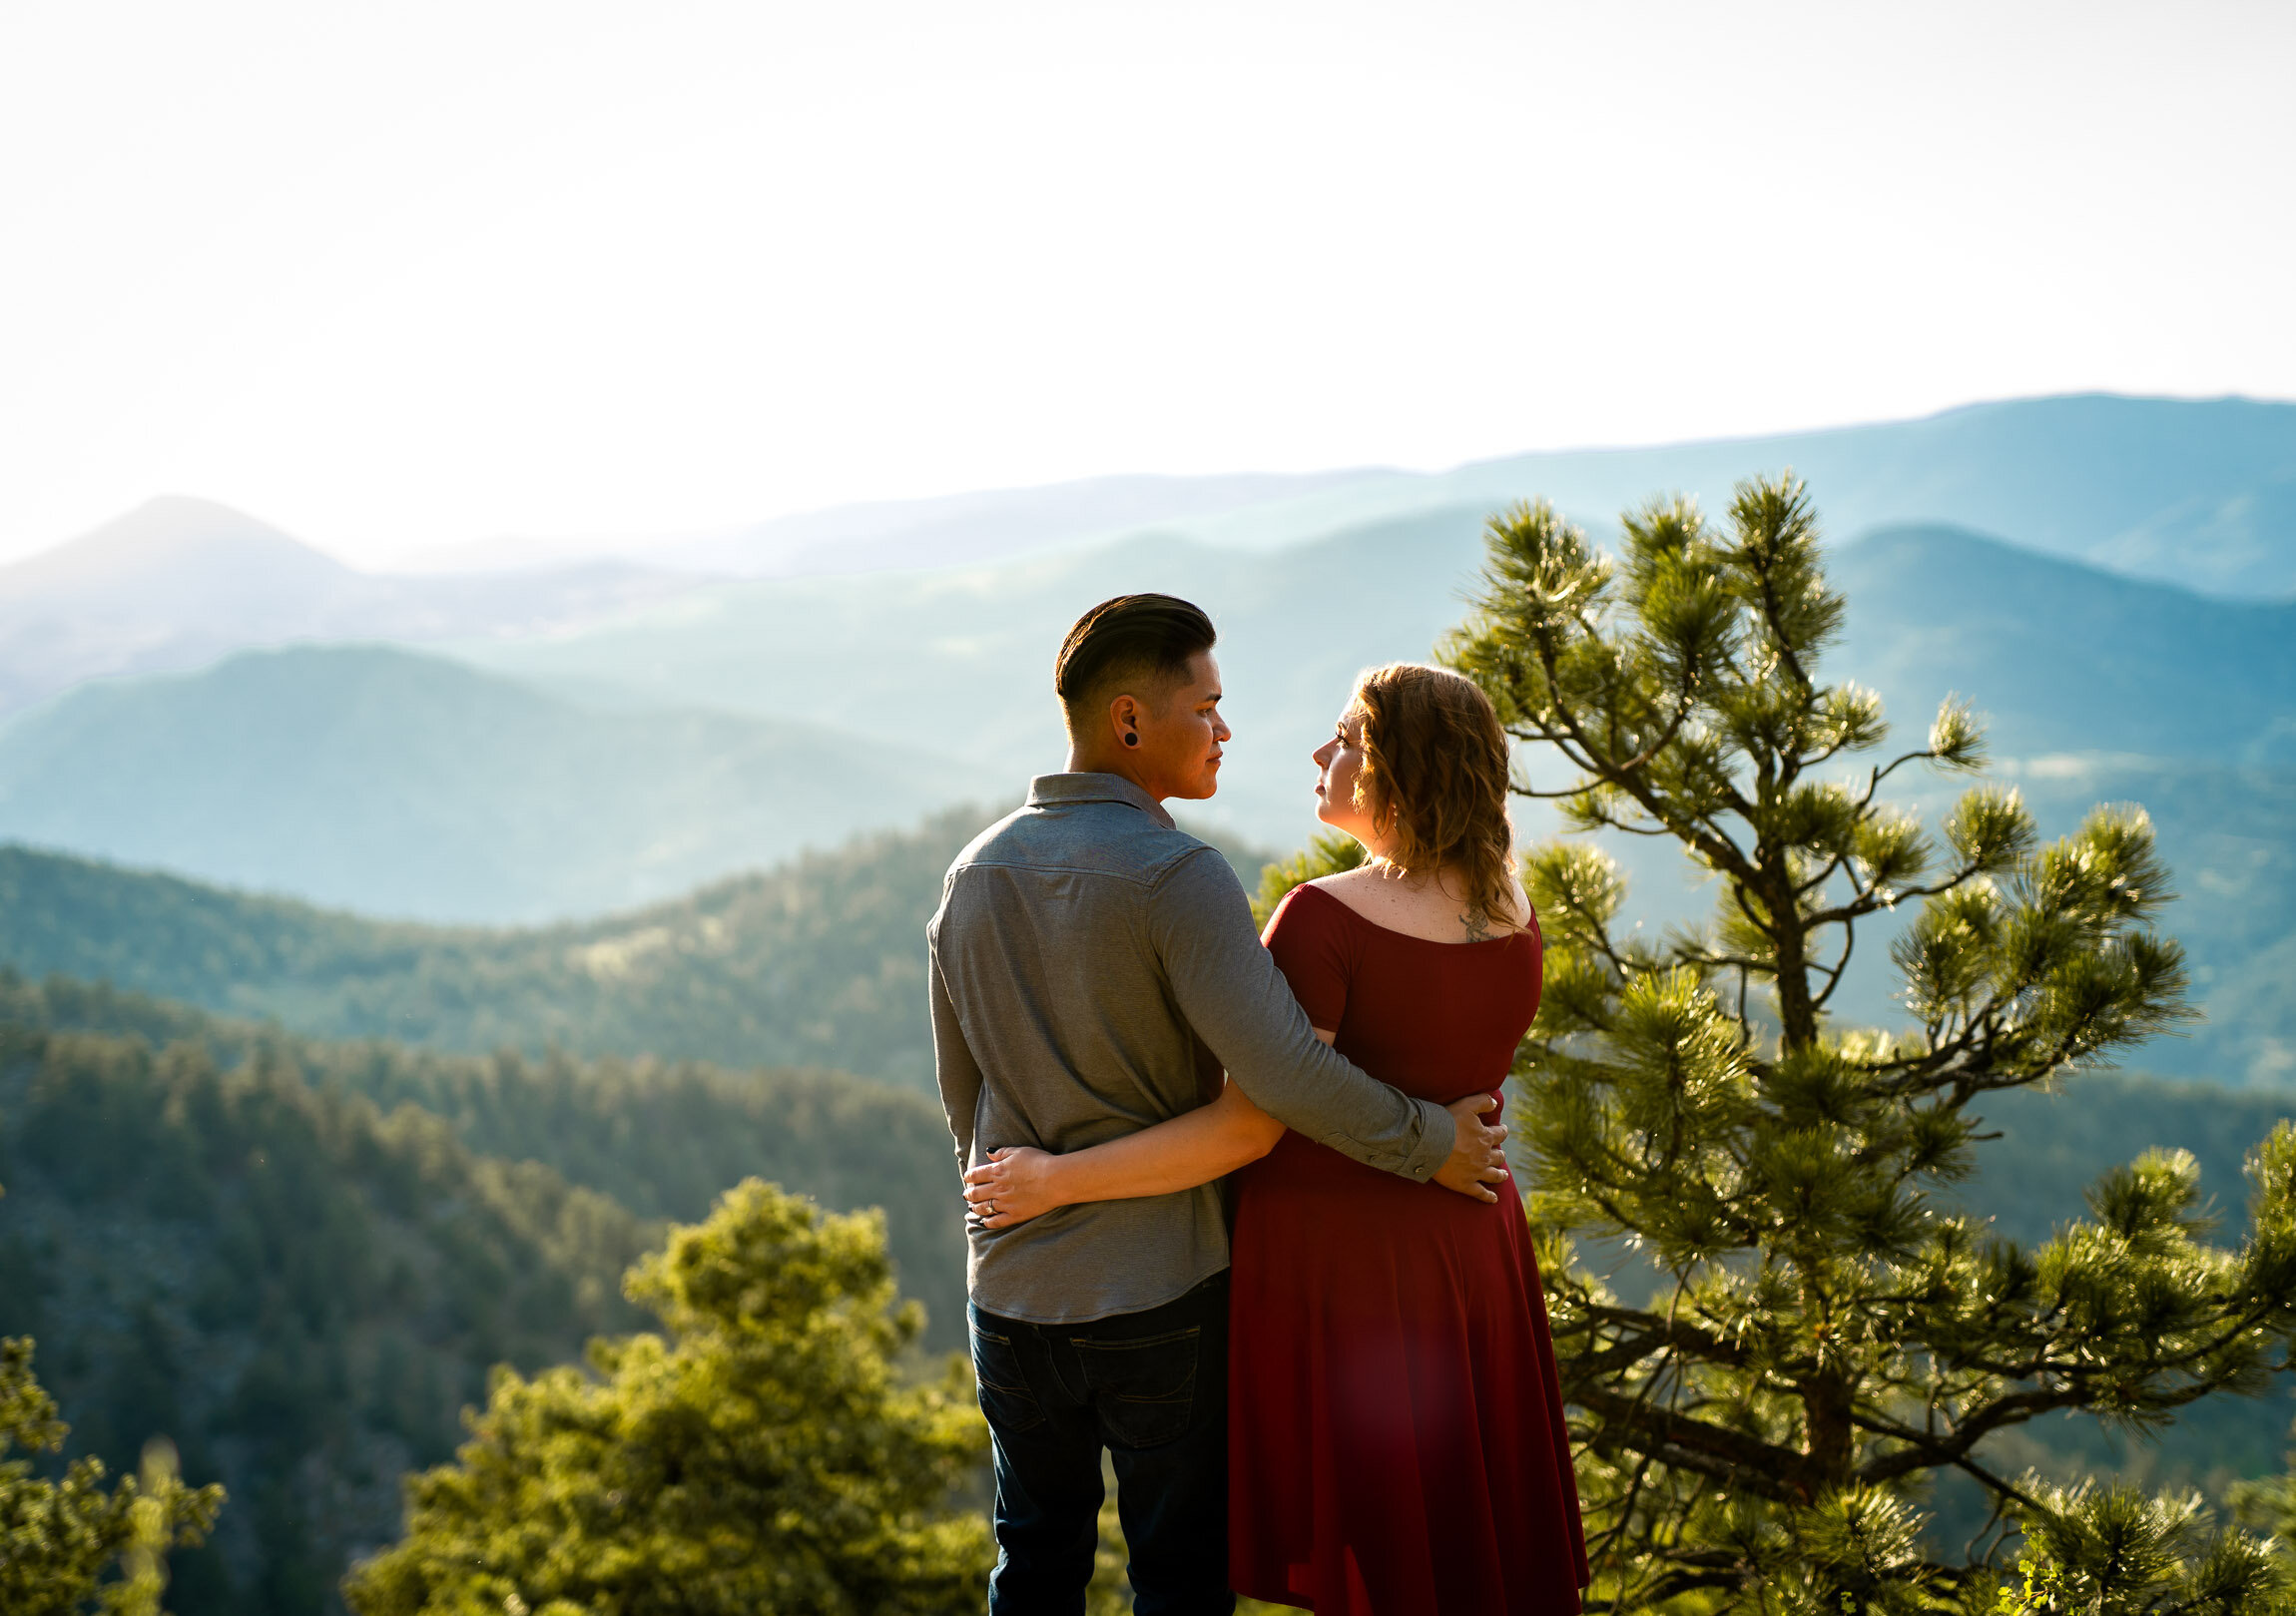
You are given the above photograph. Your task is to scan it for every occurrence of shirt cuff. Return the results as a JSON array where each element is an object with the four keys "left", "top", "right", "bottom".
[{"left": 1401, "top": 1098, "right": 1452, "bottom": 1182}]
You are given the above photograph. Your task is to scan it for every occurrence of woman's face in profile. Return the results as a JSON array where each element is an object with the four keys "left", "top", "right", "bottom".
[{"left": 1311, "top": 710, "right": 1374, "bottom": 838}]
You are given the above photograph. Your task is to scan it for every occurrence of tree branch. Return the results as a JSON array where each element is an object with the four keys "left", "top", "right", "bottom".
[
  {"left": 1568, "top": 1385, "right": 1814, "bottom": 1502},
  {"left": 1526, "top": 624, "right": 1760, "bottom": 883}
]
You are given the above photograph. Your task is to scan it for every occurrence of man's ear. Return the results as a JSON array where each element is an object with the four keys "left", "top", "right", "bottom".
[{"left": 1108, "top": 693, "right": 1143, "bottom": 747}]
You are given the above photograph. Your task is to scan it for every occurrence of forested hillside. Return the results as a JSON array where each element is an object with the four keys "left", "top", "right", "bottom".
[
  {"left": 0, "top": 812, "right": 982, "bottom": 1090},
  {"left": 5, "top": 966, "right": 2292, "bottom": 1611},
  {"left": 0, "top": 970, "right": 973, "bottom": 1613},
  {"left": 10, "top": 749, "right": 2295, "bottom": 1089},
  {"left": 0, "top": 808, "right": 1272, "bottom": 1092},
  {"left": 1, "top": 970, "right": 969, "bottom": 1341},
  {"left": 0, "top": 984, "right": 651, "bottom": 1615}
]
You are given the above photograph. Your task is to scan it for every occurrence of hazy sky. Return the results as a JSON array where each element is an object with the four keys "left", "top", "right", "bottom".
[{"left": 4, "top": 0, "right": 2290, "bottom": 567}]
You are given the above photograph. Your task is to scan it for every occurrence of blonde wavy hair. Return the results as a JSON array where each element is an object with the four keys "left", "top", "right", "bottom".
[{"left": 1349, "top": 663, "right": 1520, "bottom": 930}]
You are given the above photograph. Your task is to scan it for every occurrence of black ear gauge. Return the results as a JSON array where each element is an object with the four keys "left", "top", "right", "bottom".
[{"left": 1124, "top": 732, "right": 1140, "bottom": 747}]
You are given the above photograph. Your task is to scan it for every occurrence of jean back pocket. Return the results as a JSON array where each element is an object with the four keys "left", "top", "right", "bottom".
[{"left": 1075, "top": 1325, "right": 1199, "bottom": 1449}]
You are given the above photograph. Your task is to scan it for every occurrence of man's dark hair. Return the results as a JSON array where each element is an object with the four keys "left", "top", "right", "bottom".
[{"left": 1054, "top": 594, "right": 1217, "bottom": 728}]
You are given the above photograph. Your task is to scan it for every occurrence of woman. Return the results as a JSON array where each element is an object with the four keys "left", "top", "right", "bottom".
[{"left": 964, "top": 662, "right": 1586, "bottom": 1614}]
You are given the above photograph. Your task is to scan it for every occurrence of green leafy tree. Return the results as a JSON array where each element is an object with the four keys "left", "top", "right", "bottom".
[
  {"left": 342, "top": 1178, "right": 990, "bottom": 1616},
  {"left": 1, "top": 1333, "right": 223, "bottom": 1614},
  {"left": 1413, "top": 477, "right": 2296, "bottom": 1612}
]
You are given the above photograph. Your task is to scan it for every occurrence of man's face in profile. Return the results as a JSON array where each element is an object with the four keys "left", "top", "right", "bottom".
[{"left": 1137, "top": 650, "right": 1229, "bottom": 801}]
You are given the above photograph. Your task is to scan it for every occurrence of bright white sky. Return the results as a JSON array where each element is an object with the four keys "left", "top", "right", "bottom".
[{"left": 3, "top": 0, "right": 2291, "bottom": 567}]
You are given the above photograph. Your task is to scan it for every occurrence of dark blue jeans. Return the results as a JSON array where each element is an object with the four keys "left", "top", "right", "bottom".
[{"left": 969, "top": 1272, "right": 1234, "bottom": 1616}]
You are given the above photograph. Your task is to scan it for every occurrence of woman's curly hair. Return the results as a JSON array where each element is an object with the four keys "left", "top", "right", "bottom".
[{"left": 1350, "top": 662, "right": 1519, "bottom": 930}]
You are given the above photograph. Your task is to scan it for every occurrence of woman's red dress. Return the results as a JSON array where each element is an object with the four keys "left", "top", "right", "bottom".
[{"left": 1229, "top": 881, "right": 1587, "bottom": 1614}]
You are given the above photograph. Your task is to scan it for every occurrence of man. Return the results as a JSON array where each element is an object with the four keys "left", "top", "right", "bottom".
[{"left": 928, "top": 593, "right": 1510, "bottom": 1614}]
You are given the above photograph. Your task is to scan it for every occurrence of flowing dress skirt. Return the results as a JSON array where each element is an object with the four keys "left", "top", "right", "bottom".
[{"left": 1229, "top": 883, "right": 1587, "bottom": 1614}]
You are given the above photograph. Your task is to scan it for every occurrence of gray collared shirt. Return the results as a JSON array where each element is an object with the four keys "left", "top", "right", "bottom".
[{"left": 928, "top": 772, "right": 1452, "bottom": 1324}]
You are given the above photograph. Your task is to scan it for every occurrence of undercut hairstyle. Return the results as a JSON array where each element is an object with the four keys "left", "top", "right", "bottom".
[
  {"left": 1350, "top": 662, "right": 1520, "bottom": 931},
  {"left": 1053, "top": 594, "right": 1218, "bottom": 731}
]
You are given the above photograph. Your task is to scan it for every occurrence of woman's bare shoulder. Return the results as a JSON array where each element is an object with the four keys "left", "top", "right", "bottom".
[
  {"left": 1301, "top": 867, "right": 1394, "bottom": 914},
  {"left": 1291, "top": 868, "right": 1381, "bottom": 925},
  {"left": 1504, "top": 876, "right": 1535, "bottom": 929},
  {"left": 1294, "top": 864, "right": 1535, "bottom": 943}
]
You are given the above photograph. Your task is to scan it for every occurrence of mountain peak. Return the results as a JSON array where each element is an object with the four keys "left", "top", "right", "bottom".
[{"left": 0, "top": 496, "right": 353, "bottom": 603}]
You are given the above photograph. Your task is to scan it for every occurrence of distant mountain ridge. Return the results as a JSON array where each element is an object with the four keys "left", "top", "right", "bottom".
[
  {"left": 0, "top": 496, "right": 709, "bottom": 716},
  {"left": 451, "top": 511, "right": 2296, "bottom": 1084},
  {"left": 0, "top": 644, "right": 999, "bottom": 922},
  {"left": 1831, "top": 524, "right": 2296, "bottom": 768},
  {"left": 11, "top": 394, "right": 2291, "bottom": 724},
  {"left": 4, "top": 392, "right": 2292, "bottom": 1071},
  {"left": 1420, "top": 393, "right": 2296, "bottom": 597},
  {"left": 9, "top": 488, "right": 2293, "bottom": 1075},
  {"left": 1233, "top": 393, "right": 2296, "bottom": 595},
  {"left": 455, "top": 488, "right": 2296, "bottom": 850},
  {"left": 411, "top": 394, "right": 2296, "bottom": 597}
]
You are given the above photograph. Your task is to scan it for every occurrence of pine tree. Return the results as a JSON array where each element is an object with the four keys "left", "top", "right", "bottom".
[
  {"left": 1421, "top": 478, "right": 2296, "bottom": 1611},
  {"left": 2230, "top": 1418, "right": 2296, "bottom": 1568},
  {"left": 341, "top": 1177, "right": 990, "bottom": 1616},
  {"left": 1, "top": 1276, "right": 223, "bottom": 1615}
]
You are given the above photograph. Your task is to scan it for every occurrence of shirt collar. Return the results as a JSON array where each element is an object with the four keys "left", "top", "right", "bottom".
[{"left": 1025, "top": 772, "right": 1176, "bottom": 828}]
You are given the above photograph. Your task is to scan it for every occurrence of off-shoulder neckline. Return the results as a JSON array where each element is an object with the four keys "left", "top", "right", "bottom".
[{"left": 1288, "top": 878, "right": 1536, "bottom": 948}]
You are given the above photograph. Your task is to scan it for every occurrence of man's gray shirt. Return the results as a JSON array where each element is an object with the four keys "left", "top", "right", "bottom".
[{"left": 928, "top": 772, "right": 1454, "bottom": 1324}]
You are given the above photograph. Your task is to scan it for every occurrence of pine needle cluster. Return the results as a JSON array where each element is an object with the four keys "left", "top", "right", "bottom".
[{"left": 1435, "top": 478, "right": 2296, "bottom": 1613}]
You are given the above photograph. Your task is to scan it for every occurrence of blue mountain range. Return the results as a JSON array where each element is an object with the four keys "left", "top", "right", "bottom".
[{"left": 0, "top": 391, "right": 2289, "bottom": 1080}]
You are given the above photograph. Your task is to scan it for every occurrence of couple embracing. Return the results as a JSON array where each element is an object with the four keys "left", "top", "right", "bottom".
[{"left": 929, "top": 594, "right": 1586, "bottom": 1614}]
